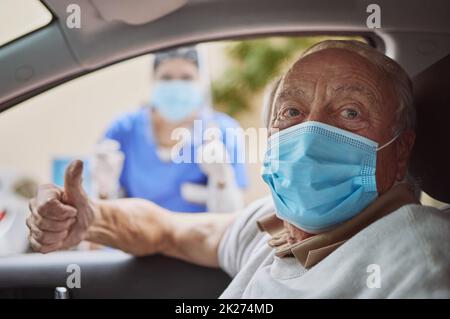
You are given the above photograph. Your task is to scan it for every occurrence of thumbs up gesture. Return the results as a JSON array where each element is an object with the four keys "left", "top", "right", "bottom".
[{"left": 27, "top": 160, "right": 96, "bottom": 253}]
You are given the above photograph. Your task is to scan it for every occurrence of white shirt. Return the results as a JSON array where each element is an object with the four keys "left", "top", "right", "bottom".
[{"left": 218, "top": 197, "right": 450, "bottom": 298}]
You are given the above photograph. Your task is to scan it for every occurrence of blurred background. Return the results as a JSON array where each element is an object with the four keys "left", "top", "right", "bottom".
[
  {"left": 0, "top": 35, "right": 364, "bottom": 205},
  {"left": 0, "top": 0, "right": 445, "bottom": 257}
]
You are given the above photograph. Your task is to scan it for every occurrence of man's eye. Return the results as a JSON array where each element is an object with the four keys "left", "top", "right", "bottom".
[
  {"left": 282, "top": 107, "right": 302, "bottom": 118},
  {"left": 340, "top": 108, "right": 359, "bottom": 120}
]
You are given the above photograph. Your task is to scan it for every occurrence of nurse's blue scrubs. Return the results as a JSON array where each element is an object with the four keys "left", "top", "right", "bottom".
[{"left": 104, "top": 107, "right": 248, "bottom": 212}]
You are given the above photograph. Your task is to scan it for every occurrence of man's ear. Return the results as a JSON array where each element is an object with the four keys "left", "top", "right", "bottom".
[
  {"left": 267, "top": 78, "right": 283, "bottom": 137},
  {"left": 396, "top": 129, "right": 416, "bottom": 181}
]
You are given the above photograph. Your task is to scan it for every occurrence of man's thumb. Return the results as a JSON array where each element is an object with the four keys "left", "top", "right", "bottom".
[{"left": 63, "top": 160, "right": 85, "bottom": 204}]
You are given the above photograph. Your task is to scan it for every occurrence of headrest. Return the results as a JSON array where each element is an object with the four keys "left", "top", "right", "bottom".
[{"left": 410, "top": 54, "right": 450, "bottom": 203}]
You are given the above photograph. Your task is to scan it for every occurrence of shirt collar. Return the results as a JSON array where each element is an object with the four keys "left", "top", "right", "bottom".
[{"left": 257, "top": 183, "right": 419, "bottom": 269}]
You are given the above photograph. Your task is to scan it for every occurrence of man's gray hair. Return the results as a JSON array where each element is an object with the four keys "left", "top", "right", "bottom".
[
  {"left": 262, "top": 40, "right": 420, "bottom": 196},
  {"left": 263, "top": 40, "right": 415, "bottom": 134}
]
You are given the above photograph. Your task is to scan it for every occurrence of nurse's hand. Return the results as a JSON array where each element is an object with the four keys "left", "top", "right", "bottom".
[{"left": 27, "top": 160, "right": 97, "bottom": 253}]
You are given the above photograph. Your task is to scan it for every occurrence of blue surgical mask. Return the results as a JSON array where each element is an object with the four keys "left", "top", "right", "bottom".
[
  {"left": 262, "top": 121, "right": 399, "bottom": 234},
  {"left": 150, "top": 80, "right": 204, "bottom": 123}
]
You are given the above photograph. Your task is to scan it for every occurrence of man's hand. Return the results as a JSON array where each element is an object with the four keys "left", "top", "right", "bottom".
[
  {"left": 26, "top": 160, "right": 235, "bottom": 268},
  {"left": 27, "top": 160, "right": 96, "bottom": 253}
]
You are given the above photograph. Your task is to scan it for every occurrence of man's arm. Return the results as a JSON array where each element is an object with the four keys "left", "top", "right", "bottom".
[
  {"left": 27, "top": 160, "right": 236, "bottom": 268},
  {"left": 87, "top": 198, "right": 236, "bottom": 267}
]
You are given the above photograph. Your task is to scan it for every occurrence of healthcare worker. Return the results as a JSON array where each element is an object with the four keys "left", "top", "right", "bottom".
[{"left": 97, "top": 46, "right": 248, "bottom": 213}]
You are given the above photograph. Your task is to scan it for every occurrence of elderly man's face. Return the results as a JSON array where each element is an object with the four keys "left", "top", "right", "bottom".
[{"left": 270, "top": 48, "right": 415, "bottom": 197}]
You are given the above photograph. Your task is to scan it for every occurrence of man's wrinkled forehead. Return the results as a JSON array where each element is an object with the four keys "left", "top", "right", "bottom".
[
  {"left": 285, "top": 48, "right": 380, "bottom": 77},
  {"left": 274, "top": 48, "right": 389, "bottom": 109}
]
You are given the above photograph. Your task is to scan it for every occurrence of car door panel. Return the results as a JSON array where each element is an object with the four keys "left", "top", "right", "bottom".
[{"left": 0, "top": 250, "right": 230, "bottom": 298}]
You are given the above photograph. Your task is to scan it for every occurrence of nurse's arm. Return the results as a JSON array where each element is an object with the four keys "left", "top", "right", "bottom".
[{"left": 86, "top": 198, "right": 237, "bottom": 268}]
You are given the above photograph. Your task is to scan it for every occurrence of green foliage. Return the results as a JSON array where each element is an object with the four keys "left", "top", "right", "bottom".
[
  {"left": 211, "top": 36, "right": 363, "bottom": 116},
  {"left": 211, "top": 37, "right": 318, "bottom": 116}
]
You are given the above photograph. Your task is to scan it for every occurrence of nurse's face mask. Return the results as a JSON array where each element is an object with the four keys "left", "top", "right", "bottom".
[
  {"left": 261, "top": 121, "right": 400, "bottom": 234},
  {"left": 150, "top": 80, "right": 204, "bottom": 123}
]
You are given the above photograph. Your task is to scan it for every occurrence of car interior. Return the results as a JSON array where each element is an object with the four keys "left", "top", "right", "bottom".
[{"left": 0, "top": 0, "right": 449, "bottom": 298}]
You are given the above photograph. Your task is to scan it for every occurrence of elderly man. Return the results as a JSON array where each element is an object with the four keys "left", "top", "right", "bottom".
[{"left": 27, "top": 40, "right": 450, "bottom": 298}]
